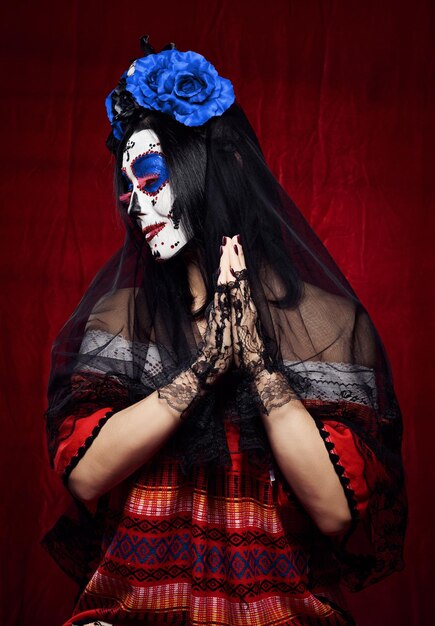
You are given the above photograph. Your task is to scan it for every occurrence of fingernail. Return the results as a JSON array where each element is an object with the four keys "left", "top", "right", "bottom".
[
  {"left": 234, "top": 245, "right": 239, "bottom": 255},
  {"left": 220, "top": 245, "right": 223, "bottom": 255},
  {"left": 218, "top": 268, "right": 221, "bottom": 276},
  {"left": 230, "top": 268, "right": 236, "bottom": 277},
  {"left": 222, "top": 236, "right": 227, "bottom": 245},
  {"left": 237, "top": 234, "right": 241, "bottom": 244}
]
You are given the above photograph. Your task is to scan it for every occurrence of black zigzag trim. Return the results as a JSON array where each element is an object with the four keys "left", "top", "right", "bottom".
[
  {"left": 122, "top": 514, "right": 189, "bottom": 533},
  {"left": 120, "top": 517, "right": 298, "bottom": 552},
  {"left": 62, "top": 411, "right": 115, "bottom": 483},
  {"left": 312, "top": 418, "right": 359, "bottom": 523}
]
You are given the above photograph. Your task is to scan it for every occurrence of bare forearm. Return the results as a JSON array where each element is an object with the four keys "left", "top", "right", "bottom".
[
  {"left": 225, "top": 242, "right": 353, "bottom": 535},
  {"left": 68, "top": 389, "right": 183, "bottom": 502},
  {"left": 261, "top": 394, "right": 352, "bottom": 536},
  {"left": 67, "top": 271, "right": 234, "bottom": 504}
]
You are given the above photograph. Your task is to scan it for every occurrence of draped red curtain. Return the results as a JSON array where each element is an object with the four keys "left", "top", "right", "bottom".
[{"left": 1, "top": 1, "right": 433, "bottom": 624}]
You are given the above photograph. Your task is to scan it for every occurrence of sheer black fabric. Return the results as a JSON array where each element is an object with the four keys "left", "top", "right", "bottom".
[{"left": 43, "top": 101, "right": 407, "bottom": 593}]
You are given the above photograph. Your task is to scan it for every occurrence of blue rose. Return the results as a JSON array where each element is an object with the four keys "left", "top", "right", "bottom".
[{"left": 124, "top": 49, "right": 235, "bottom": 127}]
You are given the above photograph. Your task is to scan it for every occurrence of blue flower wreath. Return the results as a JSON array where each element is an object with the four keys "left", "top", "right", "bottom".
[{"left": 106, "top": 49, "right": 235, "bottom": 140}]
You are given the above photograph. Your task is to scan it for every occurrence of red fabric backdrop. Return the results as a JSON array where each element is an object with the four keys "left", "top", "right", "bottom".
[{"left": 1, "top": 1, "right": 433, "bottom": 624}]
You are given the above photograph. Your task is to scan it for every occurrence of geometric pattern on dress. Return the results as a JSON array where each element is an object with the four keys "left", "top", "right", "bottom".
[
  {"left": 123, "top": 473, "right": 286, "bottom": 532},
  {"left": 106, "top": 527, "right": 308, "bottom": 581},
  {"left": 100, "top": 556, "right": 308, "bottom": 593},
  {"left": 73, "top": 572, "right": 349, "bottom": 625},
  {"left": 65, "top": 372, "right": 355, "bottom": 626}
]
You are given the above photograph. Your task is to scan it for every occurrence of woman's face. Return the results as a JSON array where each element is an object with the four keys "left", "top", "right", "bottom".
[{"left": 120, "top": 128, "right": 192, "bottom": 260}]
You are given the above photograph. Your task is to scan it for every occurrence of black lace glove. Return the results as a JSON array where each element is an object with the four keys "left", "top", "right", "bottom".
[
  {"left": 157, "top": 284, "right": 233, "bottom": 420},
  {"left": 228, "top": 267, "right": 297, "bottom": 415}
]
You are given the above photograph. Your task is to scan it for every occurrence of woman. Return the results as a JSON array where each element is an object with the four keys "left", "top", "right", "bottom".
[{"left": 42, "top": 37, "right": 407, "bottom": 625}]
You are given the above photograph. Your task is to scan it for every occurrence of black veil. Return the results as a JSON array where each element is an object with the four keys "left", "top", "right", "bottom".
[{"left": 43, "top": 100, "right": 407, "bottom": 593}]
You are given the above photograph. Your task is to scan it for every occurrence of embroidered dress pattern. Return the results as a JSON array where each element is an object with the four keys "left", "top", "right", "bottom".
[
  {"left": 42, "top": 54, "right": 407, "bottom": 623},
  {"left": 63, "top": 415, "right": 355, "bottom": 626},
  {"left": 46, "top": 331, "right": 382, "bottom": 626}
]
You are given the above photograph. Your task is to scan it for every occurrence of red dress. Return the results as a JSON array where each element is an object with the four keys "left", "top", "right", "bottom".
[{"left": 51, "top": 396, "right": 373, "bottom": 626}]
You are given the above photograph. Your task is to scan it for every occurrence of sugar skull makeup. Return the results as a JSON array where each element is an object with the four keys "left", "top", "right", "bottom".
[{"left": 120, "top": 129, "right": 192, "bottom": 260}]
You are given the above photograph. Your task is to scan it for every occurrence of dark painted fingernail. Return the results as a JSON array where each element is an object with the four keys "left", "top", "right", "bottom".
[
  {"left": 222, "top": 236, "right": 227, "bottom": 245},
  {"left": 218, "top": 268, "right": 221, "bottom": 276},
  {"left": 237, "top": 234, "right": 241, "bottom": 244},
  {"left": 220, "top": 245, "right": 223, "bottom": 255},
  {"left": 234, "top": 245, "right": 239, "bottom": 255},
  {"left": 230, "top": 268, "right": 236, "bottom": 277}
]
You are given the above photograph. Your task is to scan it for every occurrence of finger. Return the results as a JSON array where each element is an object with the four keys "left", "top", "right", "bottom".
[
  {"left": 229, "top": 235, "right": 243, "bottom": 274},
  {"left": 231, "top": 235, "right": 247, "bottom": 271},
  {"left": 229, "top": 286, "right": 240, "bottom": 367},
  {"left": 213, "top": 288, "right": 233, "bottom": 368},
  {"left": 229, "top": 262, "right": 257, "bottom": 337},
  {"left": 207, "top": 289, "right": 228, "bottom": 351},
  {"left": 217, "top": 262, "right": 225, "bottom": 286},
  {"left": 218, "top": 238, "right": 229, "bottom": 285},
  {"left": 222, "top": 292, "right": 233, "bottom": 351},
  {"left": 219, "top": 236, "right": 233, "bottom": 285}
]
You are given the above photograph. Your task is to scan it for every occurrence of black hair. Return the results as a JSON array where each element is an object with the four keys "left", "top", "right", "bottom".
[
  {"left": 112, "top": 103, "right": 303, "bottom": 326},
  {"left": 115, "top": 109, "right": 207, "bottom": 242}
]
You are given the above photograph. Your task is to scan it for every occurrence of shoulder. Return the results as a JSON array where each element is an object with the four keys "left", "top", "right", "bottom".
[
  {"left": 301, "top": 282, "right": 357, "bottom": 323},
  {"left": 300, "top": 282, "right": 376, "bottom": 367},
  {"left": 263, "top": 271, "right": 375, "bottom": 366},
  {"left": 85, "top": 287, "right": 137, "bottom": 339}
]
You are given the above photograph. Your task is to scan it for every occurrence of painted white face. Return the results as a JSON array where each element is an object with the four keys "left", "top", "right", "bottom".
[{"left": 120, "top": 129, "right": 191, "bottom": 261}]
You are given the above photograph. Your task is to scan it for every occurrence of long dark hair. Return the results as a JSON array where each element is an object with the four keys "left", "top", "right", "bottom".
[
  {"left": 43, "top": 78, "right": 407, "bottom": 598},
  {"left": 112, "top": 103, "right": 304, "bottom": 325}
]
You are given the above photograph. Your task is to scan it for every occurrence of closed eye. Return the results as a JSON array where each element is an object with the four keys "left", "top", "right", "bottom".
[{"left": 138, "top": 174, "right": 160, "bottom": 191}]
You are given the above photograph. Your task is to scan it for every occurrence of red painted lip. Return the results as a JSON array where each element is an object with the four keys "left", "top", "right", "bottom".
[{"left": 143, "top": 222, "right": 166, "bottom": 242}]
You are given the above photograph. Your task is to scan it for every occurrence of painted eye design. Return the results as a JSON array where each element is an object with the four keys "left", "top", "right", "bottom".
[
  {"left": 143, "top": 175, "right": 159, "bottom": 188},
  {"left": 137, "top": 174, "right": 160, "bottom": 193},
  {"left": 132, "top": 153, "right": 169, "bottom": 195}
]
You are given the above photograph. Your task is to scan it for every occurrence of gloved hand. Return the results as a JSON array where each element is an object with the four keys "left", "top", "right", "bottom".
[
  {"left": 157, "top": 237, "right": 234, "bottom": 419},
  {"left": 225, "top": 235, "right": 297, "bottom": 415}
]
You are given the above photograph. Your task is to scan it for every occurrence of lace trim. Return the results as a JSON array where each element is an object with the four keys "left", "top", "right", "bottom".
[
  {"left": 251, "top": 368, "right": 297, "bottom": 415},
  {"left": 62, "top": 411, "right": 115, "bottom": 482},
  {"left": 285, "top": 360, "right": 378, "bottom": 409},
  {"left": 312, "top": 418, "right": 359, "bottom": 524},
  {"left": 79, "top": 329, "right": 378, "bottom": 408},
  {"left": 77, "top": 331, "right": 164, "bottom": 388}
]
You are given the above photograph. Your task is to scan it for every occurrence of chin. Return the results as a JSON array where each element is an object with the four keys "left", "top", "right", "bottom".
[{"left": 156, "top": 241, "right": 192, "bottom": 260}]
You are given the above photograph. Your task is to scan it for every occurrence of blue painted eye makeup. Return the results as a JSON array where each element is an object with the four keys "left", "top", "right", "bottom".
[{"left": 131, "top": 153, "right": 169, "bottom": 195}]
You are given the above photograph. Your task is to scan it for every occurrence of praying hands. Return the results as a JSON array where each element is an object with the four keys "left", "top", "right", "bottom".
[{"left": 218, "top": 235, "right": 297, "bottom": 415}]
